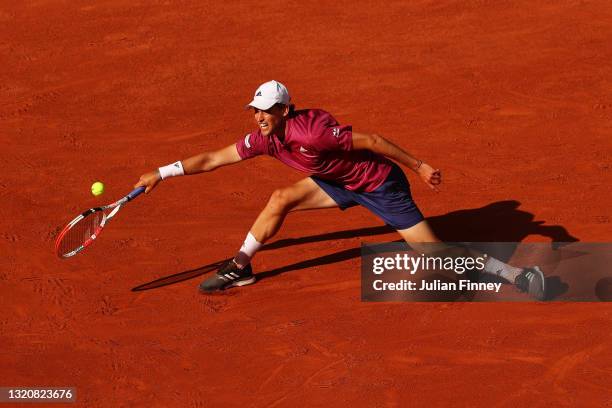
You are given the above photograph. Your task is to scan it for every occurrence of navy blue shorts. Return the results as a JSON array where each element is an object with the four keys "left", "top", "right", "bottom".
[{"left": 311, "top": 164, "right": 424, "bottom": 230}]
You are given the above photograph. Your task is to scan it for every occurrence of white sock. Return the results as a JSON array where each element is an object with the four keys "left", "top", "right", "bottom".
[
  {"left": 233, "top": 232, "right": 263, "bottom": 268},
  {"left": 483, "top": 257, "right": 522, "bottom": 283}
]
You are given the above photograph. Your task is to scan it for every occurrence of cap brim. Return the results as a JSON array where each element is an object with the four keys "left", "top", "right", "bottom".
[{"left": 245, "top": 98, "right": 277, "bottom": 110}]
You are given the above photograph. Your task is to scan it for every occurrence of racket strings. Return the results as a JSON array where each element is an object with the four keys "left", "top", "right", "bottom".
[{"left": 57, "top": 212, "right": 104, "bottom": 255}]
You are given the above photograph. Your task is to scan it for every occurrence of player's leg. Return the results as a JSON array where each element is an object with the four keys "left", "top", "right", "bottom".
[
  {"left": 396, "top": 221, "right": 472, "bottom": 257},
  {"left": 248, "top": 177, "right": 338, "bottom": 246},
  {"left": 395, "top": 221, "right": 545, "bottom": 299},
  {"left": 200, "top": 178, "right": 339, "bottom": 292},
  {"left": 362, "top": 164, "right": 545, "bottom": 299},
  {"left": 396, "top": 222, "right": 482, "bottom": 271},
  {"left": 395, "top": 220, "right": 440, "bottom": 243},
  {"left": 394, "top": 220, "right": 475, "bottom": 271}
]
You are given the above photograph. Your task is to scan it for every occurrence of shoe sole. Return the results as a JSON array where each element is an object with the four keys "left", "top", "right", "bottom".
[
  {"left": 230, "top": 276, "right": 256, "bottom": 287},
  {"left": 199, "top": 276, "right": 256, "bottom": 294},
  {"left": 531, "top": 266, "right": 546, "bottom": 301}
]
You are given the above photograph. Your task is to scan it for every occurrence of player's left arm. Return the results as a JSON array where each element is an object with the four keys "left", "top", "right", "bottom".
[{"left": 352, "top": 132, "right": 442, "bottom": 191}]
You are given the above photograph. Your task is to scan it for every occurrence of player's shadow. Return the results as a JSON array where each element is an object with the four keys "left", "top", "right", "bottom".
[{"left": 132, "top": 200, "right": 577, "bottom": 293}]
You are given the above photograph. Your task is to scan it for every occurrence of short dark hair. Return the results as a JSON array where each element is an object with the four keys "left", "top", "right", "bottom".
[{"left": 274, "top": 103, "right": 295, "bottom": 113}]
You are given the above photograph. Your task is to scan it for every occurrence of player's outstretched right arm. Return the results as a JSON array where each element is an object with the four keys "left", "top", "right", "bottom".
[{"left": 135, "top": 144, "right": 242, "bottom": 193}]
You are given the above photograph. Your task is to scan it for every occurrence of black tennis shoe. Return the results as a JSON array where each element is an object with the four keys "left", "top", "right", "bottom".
[
  {"left": 199, "top": 261, "right": 256, "bottom": 293},
  {"left": 515, "top": 266, "right": 546, "bottom": 301}
]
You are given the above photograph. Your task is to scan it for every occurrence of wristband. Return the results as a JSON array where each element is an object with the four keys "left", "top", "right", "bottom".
[
  {"left": 415, "top": 160, "right": 423, "bottom": 171},
  {"left": 158, "top": 161, "right": 184, "bottom": 180}
]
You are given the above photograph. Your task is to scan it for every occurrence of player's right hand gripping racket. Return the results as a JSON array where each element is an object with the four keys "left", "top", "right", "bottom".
[{"left": 55, "top": 186, "right": 145, "bottom": 258}]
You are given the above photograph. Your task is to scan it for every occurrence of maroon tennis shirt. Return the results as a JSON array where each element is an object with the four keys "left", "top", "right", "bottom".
[{"left": 236, "top": 109, "right": 393, "bottom": 192}]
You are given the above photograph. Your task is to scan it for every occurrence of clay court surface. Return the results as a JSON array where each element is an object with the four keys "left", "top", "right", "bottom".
[{"left": 2, "top": 1, "right": 612, "bottom": 406}]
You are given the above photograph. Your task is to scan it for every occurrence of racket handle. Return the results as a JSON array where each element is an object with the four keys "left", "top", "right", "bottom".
[{"left": 127, "top": 186, "right": 146, "bottom": 201}]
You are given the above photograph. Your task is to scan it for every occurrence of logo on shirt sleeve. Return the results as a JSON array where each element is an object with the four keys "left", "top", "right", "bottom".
[
  {"left": 332, "top": 128, "right": 340, "bottom": 138},
  {"left": 245, "top": 133, "right": 252, "bottom": 148}
]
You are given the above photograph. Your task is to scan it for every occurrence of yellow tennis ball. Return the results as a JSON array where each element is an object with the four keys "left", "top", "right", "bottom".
[{"left": 91, "top": 181, "right": 105, "bottom": 196}]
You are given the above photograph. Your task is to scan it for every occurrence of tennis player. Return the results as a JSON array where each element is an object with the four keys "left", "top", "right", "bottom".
[{"left": 135, "top": 80, "right": 545, "bottom": 300}]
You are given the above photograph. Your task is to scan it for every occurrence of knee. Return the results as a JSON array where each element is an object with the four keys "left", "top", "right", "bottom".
[{"left": 267, "top": 188, "right": 294, "bottom": 214}]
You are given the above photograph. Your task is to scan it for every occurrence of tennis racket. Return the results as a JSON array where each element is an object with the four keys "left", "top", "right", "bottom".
[{"left": 55, "top": 186, "right": 145, "bottom": 258}]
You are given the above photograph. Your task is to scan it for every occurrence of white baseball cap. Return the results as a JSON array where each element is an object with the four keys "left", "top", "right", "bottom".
[{"left": 246, "top": 80, "right": 291, "bottom": 110}]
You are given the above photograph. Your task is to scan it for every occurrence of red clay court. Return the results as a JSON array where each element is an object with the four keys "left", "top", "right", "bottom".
[{"left": 2, "top": 1, "right": 611, "bottom": 406}]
